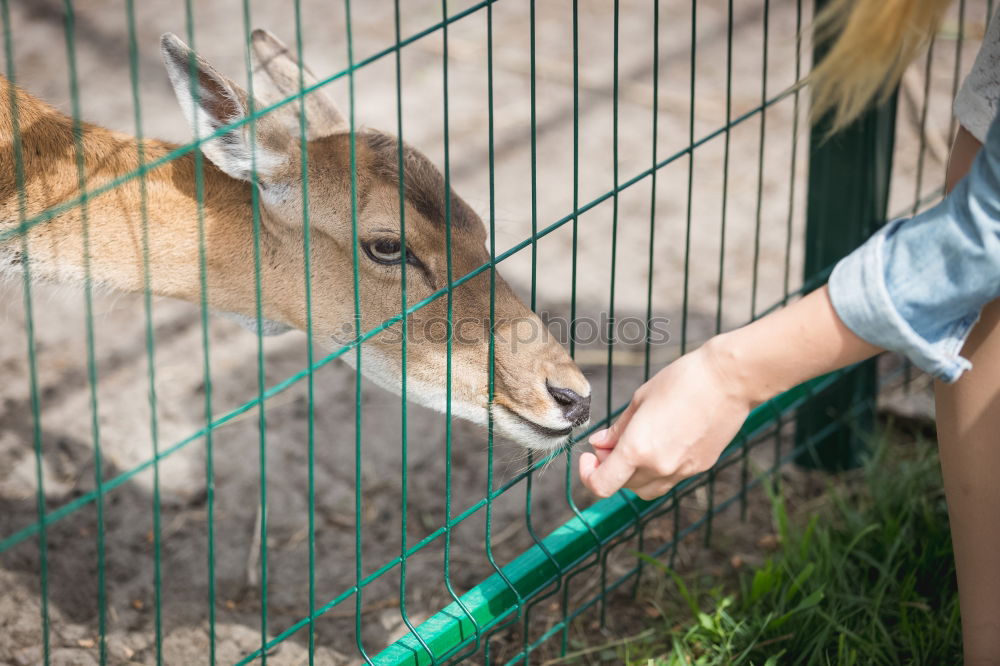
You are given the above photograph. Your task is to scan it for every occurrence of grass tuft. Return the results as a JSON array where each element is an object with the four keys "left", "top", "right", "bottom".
[{"left": 619, "top": 431, "right": 961, "bottom": 665}]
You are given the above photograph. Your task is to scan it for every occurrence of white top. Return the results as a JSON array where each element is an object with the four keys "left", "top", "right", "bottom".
[{"left": 955, "top": 9, "right": 1000, "bottom": 142}]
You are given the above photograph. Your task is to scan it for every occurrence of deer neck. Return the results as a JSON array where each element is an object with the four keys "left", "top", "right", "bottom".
[{"left": 1, "top": 76, "right": 299, "bottom": 327}]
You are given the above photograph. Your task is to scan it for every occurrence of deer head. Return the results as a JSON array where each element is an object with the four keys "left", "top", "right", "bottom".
[{"left": 159, "top": 31, "right": 591, "bottom": 450}]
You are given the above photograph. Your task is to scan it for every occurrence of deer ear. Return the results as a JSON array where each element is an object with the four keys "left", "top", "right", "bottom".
[
  {"left": 251, "top": 29, "right": 347, "bottom": 138},
  {"left": 160, "top": 32, "right": 291, "bottom": 182}
]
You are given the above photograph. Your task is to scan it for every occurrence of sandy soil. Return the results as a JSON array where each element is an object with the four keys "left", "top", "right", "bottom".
[{"left": 0, "top": 0, "right": 979, "bottom": 663}]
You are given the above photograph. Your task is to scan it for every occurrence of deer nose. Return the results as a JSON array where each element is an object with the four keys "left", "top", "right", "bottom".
[{"left": 547, "top": 384, "right": 591, "bottom": 426}]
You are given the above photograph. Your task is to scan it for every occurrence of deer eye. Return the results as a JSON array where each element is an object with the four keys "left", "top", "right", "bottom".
[{"left": 363, "top": 237, "right": 406, "bottom": 265}]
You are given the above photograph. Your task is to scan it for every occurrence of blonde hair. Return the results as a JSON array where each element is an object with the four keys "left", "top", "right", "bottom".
[{"left": 808, "top": 0, "right": 953, "bottom": 131}]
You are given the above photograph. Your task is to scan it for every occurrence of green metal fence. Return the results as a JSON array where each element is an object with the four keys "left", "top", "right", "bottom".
[{"left": 0, "top": 0, "right": 982, "bottom": 663}]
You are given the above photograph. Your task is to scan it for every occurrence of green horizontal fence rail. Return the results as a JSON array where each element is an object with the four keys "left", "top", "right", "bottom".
[
  {"left": 377, "top": 369, "right": 853, "bottom": 665},
  {"left": 0, "top": 0, "right": 976, "bottom": 663}
]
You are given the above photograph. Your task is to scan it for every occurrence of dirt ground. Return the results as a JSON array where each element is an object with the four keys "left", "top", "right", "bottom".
[{"left": 0, "top": 0, "right": 981, "bottom": 663}]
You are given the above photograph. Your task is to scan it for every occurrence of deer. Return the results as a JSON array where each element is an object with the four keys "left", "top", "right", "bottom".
[{"left": 0, "top": 30, "right": 591, "bottom": 451}]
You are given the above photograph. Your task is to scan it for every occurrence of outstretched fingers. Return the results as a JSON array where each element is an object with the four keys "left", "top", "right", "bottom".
[
  {"left": 589, "top": 399, "right": 638, "bottom": 450},
  {"left": 580, "top": 398, "right": 645, "bottom": 497}
]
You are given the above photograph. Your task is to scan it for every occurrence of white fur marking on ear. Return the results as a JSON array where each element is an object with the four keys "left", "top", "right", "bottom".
[
  {"left": 172, "top": 81, "right": 285, "bottom": 181},
  {"left": 161, "top": 33, "right": 286, "bottom": 182}
]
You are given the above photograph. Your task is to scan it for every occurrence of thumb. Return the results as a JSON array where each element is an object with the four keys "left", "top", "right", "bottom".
[
  {"left": 579, "top": 451, "right": 600, "bottom": 484},
  {"left": 580, "top": 445, "right": 637, "bottom": 498},
  {"left": 578, "top": 446, "right": 613, "bottom": 484}
]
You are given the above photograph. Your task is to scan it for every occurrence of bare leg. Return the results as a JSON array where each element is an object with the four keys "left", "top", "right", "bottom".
[{"left": 935, "top": 298, "right": 1000, "bottom": 664}]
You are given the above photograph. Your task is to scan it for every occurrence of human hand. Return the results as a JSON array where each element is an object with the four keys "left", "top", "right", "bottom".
[
  {"left": 578, "top": 339, "right": 754, "bottom": 500},
  {"left": 579, "top": 286, "right": 881, "bottom": 500}
]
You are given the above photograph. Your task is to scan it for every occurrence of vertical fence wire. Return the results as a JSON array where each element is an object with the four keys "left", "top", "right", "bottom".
[
  {"left": 123, "top": 1, "right": 163, "bottom": 662},
  {"left": 59, "top": 3, "right": 108, "bottom": 661},
  {"left": 644, "top": 0, "right": 661, "bottom": 384},
  {"left": 522, "top": 13, "right": 544, "bottom": 637},
  {"left": 563, "top": 1, "right": 579, "bottom": 643},
  {"left": 555, "top": 4, "right": 609, "bottom": 641},
  {"left": 441, "top": 11, "right": 456, "bottom": 628},
  {"left": 520, "top": 2, "right": 569, "bottom": 658},
  {"left": 566, "top": 7, "right": 609, "bottom": 648},
  {"left": 569, "top": 0, "right": 580, "bottom": 363},
  {"left": 680, "top": 0, "right": 697, "bottom": 355},
  {"left": 605, "top": 0, "right": 620, "bottom": 443},
  {"left": 597, "top": 0, "right": 622, "bottom": 630},
  {"left": 783, "top": 0, "right": 803, "bottom": 306},
  {"left": 341, "top": 1, "right": 371, "bottom": 661},
  {"left": 179, "top": 4, "right": 218, "bottom": 660},
  {"left": 778, "top": 0, "right": 803, "bottom": 476},
  {"left": 436, "top": 1, "right": 484, "bottom": 661},
  {"left": 482, "top": 5, "right": 526, "bottom": 659},
  {"left": 236, "top": 0, "right": 273, "bottom": 658},
  {"left": 703, "top": 0, "right": 737, "bottom": 550},
  {"left": 439, "top": 15, "right": 457, "bottom": 656},
  {"left": 776, "top": 3, "right": 804, "bottom": 487},
  {"left": 744, "top": 0, "right": 771, "bottom": 520},
  {"left": 630, "top": 0, "right": 662, "bottom": 605},
  {"left": 714, "top": 0, "right": 734, "bottom": 339},
  {"left": 751, "top": 0, "right": 770, "bottom": 321},
  {"left": 601, "top": 0, "right": 645, "bottom": 624},
  {"left": 289, "top": 1, "right": 319, "bottom": 661},
  {"left": 1, "top": 4, "right": 50, "bottom": 663},
  {"left": 391, "top": 2, "right": 435, "bottom": 663}
]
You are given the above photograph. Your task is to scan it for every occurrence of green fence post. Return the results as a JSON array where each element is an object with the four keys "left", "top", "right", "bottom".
[{"left": 796, "top": 1, "right": 898, "bottom": 471}]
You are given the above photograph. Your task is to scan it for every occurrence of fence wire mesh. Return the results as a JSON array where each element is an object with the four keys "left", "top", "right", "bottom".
[{"left": 0, "top": 0, "right": 985, "bottom": 663}]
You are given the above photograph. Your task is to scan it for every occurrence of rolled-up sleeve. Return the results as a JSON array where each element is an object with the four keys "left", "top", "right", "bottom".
[{"left": 828, "top": 110, "right": 1000, "bottom": 383}]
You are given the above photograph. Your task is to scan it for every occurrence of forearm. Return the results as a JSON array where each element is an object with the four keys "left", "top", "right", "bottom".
[
  {"left": 580, "top": 283, "right": 883, "bottom": 499},
  {"left": 705, "top": 285, "right": 882, "bottom": 407},
  {"left": 702, "top": 124, "right": 988, "bottom": 406}
]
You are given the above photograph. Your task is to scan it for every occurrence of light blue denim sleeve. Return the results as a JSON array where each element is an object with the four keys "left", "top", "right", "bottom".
[{"left": 828, "top": 110, "right": 1000, "bottom": 383}]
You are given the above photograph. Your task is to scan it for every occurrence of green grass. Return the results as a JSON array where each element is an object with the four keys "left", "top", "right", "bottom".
[{"left": 620, "top": 431, "right": 962, "bottom": 665}]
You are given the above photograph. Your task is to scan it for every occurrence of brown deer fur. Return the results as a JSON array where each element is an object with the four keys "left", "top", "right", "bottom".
[{"left": 0, "top": 30, "right": 591, "bottom": 449}]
